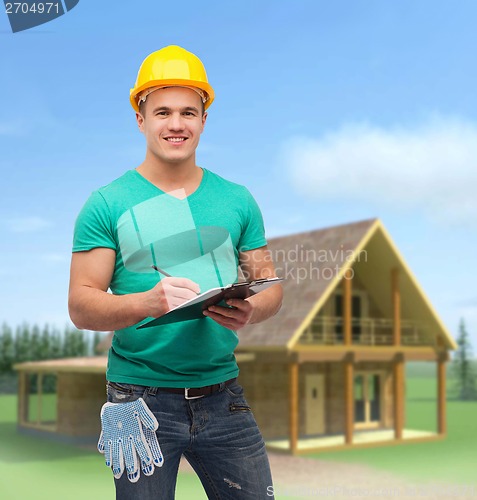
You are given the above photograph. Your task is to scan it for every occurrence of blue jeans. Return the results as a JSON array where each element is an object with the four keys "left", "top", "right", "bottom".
[{"left": 107, "top": 380, "right": 274, "bottom": 499}]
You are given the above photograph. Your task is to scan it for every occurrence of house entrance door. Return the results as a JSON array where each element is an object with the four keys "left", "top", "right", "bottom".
[
  {"left": 354, "top": 372, "right": 382, "bottom": 428},
  {"left": 305, "top": 374, "right": 325, "bottom": 435}
]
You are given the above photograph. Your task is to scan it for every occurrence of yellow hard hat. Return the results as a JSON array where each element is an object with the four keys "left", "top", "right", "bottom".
[{"left": 130, "top": 45, "right": 215, "bottom": 112}]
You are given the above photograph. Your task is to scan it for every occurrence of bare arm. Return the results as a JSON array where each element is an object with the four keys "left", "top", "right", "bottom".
[
  {"left": 239, "top": 246, "right": 283, "bottom": 324},
  {"left": 68, "top": 248, "right": 200, "bottom": 331},
  {"left": 203, "top": 246, "right": 283, "bottom": 329}
]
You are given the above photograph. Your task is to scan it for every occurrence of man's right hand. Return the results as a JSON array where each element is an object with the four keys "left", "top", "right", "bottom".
[{"left": 143, "top": 277, "right": 201, "bottom": 318}]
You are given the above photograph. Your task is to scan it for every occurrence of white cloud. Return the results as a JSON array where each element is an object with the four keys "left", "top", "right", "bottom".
[
  {"left": 282, "top": 116, "right": 477, "bottom": 226},
  {"left": 6, "top": 216, "right": 52, "bottom": 233}
]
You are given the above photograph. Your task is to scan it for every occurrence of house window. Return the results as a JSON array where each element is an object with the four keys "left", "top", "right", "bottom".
[
  {"left": 354, "top": 374, "right": 365, "bottom": 423},
  {"left": 335, "top": 294, "right": 363, "bottom": 342},
  {"left": 354, "top": 372, "right": 382, "bottom": 428},
  {"left": 19, "top": 372, "right": 57, "bottom": 432}
]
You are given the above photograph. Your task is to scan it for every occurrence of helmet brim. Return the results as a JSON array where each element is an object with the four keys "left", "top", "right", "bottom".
[{"left": 130, "top": 79, "right": 215, "bottom": 112}]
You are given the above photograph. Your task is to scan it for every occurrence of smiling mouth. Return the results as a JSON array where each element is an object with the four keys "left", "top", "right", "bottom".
[{"left": 164, "top": 137, "right": 187, "bottom": 143}]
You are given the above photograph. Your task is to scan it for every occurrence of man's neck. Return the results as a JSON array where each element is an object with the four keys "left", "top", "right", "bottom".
[{"left": 136, "top": 157, "right": 203, "bottom": 197}]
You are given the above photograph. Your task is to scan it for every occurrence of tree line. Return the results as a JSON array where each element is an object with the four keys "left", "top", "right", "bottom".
[
  {"left": 0, "top": 319, "right": 475, "bottom": 400},
  {"left": 0, "top": 322, "right": 106, "bottom": 375},
  {"left": 452, "top": 319, "right": 477, "bottom": 400}
]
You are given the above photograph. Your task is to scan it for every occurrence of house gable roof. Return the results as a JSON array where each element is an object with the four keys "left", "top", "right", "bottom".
[{"left": 238, "top": 218, "right": 456, "bottom": 351}]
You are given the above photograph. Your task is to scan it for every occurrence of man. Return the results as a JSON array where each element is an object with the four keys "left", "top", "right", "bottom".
[{"left": 69, "top": 45, "right": 282, "bottom": 499}]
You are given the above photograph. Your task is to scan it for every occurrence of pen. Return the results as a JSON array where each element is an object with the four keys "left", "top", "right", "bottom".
[
  {"left": 151, "top": 265, "right": 172, "bottom": 277},
  {"left": 151, "top": 265, "right": 201, "bottom": 295}
]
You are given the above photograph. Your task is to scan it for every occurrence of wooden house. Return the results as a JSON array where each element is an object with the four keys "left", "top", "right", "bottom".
[
  {"left": 14, "top": 218, "right": 456, "bottom": 453},
  {"left": 13, "top": 356, "right": 108, "bottom": 444},
  {"left": 236, "top": 218, "right": 456, "bottom": 453}
]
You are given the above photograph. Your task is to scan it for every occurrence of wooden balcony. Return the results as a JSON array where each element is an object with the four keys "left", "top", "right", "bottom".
[{"left": 299, "top": 316, "right": 434, "bottom": 347}]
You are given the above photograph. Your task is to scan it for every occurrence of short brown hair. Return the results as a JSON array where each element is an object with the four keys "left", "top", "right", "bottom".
[{"left": 138, "top": 93, "right": 205, "bottom": 117}]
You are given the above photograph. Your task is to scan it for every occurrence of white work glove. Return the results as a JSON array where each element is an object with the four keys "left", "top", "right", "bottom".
[{"left": 97, "top": 398, "right": 164, "bottom": 482}]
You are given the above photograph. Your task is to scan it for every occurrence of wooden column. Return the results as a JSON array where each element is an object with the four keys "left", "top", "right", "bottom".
[
  {"left": 343, "top": 268, "right": 352, "bottom": 345},
  {"left": 393, "top": 355, "right": 404, "bottom": 439},
  {"left": 344, "top": 355, "right": 354, "bottom": 444},
  {"left": 37, "top": 372, "right": 43, "bottom": 424},
  {"left": 18, "top": 371, "right": 30, "bottom": 425},
  {"left": 289, "top": 362, "right": 299, "bottom": 454},
  {"left": 437, "top": 356, "right": 447, "bottom": 435},
  {"left": 391, "top": 267, "right": 401, "bottom": 346}
]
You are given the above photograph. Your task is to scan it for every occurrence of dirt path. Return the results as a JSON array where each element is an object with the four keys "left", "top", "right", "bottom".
[{"left": 180, "top": 452, "right": 476, "bottom": 499}]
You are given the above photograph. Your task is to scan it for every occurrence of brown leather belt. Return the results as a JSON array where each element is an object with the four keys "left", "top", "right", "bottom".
[{"left": 158, "top": 377, "right": 236, "bottom": 400}]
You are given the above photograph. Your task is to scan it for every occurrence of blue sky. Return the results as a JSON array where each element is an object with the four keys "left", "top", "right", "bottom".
[{"left": 0, "top": 0, "right": 476, "bottom": 347}]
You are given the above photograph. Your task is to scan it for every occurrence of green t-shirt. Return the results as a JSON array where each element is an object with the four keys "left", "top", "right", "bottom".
[{"left": 72, "top": 168, "right": 267, "bottom": 387}]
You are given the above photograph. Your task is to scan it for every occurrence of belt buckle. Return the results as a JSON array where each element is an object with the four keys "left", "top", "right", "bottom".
[{"left": 184, "top": 387, "right": 204, "bottom": 400}]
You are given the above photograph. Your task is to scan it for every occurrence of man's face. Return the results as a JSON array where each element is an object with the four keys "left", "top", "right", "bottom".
[{"left": 136, "top": 87, "right": 207, "bottom": 166}]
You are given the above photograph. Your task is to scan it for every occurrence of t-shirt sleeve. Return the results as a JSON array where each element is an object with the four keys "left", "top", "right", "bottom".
[
  {"left": 237, "top": 188, "right": 268, "bottom": 252},
  {"left": 72, "top": 191, "right": 117, "bottom": 253}
]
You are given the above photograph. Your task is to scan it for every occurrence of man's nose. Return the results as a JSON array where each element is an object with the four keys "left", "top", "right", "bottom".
[{"left": 168, "top": 112, "right": 185, "bottom": 130}]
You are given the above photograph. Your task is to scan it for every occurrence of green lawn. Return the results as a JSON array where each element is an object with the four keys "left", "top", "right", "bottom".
[
  {"left": 1, "top": 375, "right": 476, "bottom": 499},
  {"left": 0, "top": 395, "right": 207, "bottom": 500},
  {"left": 308, "top": 375, "right": 477, "bottom": 487}
]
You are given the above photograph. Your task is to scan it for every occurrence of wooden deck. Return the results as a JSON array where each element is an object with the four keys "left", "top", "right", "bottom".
[{"left": 267, "top": 428, "right": 440, "bottom": 454}]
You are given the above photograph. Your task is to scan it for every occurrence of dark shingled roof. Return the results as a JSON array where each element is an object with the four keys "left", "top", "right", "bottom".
[{"left": 238, "top": 218, "right": 378, "bottom": 348}]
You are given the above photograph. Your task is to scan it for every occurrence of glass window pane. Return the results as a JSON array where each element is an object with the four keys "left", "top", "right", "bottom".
[
  {"left": 370, "top": 375, "right": 381, "bottom": 421},
  {"left": 354, "top": 375, "right": 363, "bottom": 400}
]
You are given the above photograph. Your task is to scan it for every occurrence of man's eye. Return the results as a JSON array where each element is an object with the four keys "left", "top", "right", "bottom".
[
  {"left": 183, "top": 112, "right": 195, "bottom": 116},
  {"left": 156, "top": 111, "right": 168, "bottom": 116}
]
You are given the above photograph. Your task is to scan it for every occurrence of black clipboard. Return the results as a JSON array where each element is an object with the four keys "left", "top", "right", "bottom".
[{"left": 136, "top": 277, "right": 283, "bottom": 329}]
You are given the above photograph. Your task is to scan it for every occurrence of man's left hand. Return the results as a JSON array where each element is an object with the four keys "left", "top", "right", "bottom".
[{"left": 203, "top": 299, "right": 253, "bottom": 330}]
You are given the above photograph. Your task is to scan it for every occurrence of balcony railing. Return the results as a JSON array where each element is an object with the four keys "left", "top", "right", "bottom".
[{"left": 299, "top": 316, "right": 434, "bottom": 346}]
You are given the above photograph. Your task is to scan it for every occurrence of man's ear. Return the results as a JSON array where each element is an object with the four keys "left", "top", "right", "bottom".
[
  {"left": 201, "top": 111, "right": 208, "bottom": 129},
  {"left": 136, "top": 112, "right": 145, "bottom": 133}
]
